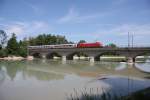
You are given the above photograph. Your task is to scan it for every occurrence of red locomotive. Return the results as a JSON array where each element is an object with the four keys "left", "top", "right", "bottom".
[{"left": 77, "top": 42, "right": 103, "bottom": 48}]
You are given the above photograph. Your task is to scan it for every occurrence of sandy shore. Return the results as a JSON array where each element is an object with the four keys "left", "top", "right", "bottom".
[{"left": 0, "top": 56, "right": 34, "bottom": 61}]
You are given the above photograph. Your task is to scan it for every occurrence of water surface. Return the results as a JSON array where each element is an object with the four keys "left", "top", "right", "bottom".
[{"left": 0, "top": 59, "right": 150, "bottom": 100}]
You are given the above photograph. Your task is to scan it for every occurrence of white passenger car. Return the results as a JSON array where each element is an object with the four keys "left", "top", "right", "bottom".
[{"left": 28, "top": 44, "right": 77, "bottom": 49}]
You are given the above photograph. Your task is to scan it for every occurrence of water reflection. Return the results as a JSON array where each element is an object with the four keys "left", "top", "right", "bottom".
[
  {"left": 135, "top": 63, "right": 150, "bottom": 73},
  {"left": 115, "top": 62, "right": 127, "bottom": 71},
  {"left": 0, "top": 67, "right": 5, "bottom": 85},
  {"left": 97, "top": 75, "right": 150, "bottom": 96},
  {"left": 0, "top": 60, "right": 150, "bottom": 81},
  {"left": 0, "top": 60, "right": 150, "bottom": 100}
]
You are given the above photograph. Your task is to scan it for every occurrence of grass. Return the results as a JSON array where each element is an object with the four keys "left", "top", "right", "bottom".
[{"left": 67, "top": 87, "right": 150, "bottom": 100}]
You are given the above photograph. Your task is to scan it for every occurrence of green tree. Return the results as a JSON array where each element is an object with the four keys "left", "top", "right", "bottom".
[
  {"left": 0, "top": 30, "right": 7, "bottom": 48},
  {"left": 78, "top": 40, "right": 86, "bottom": 43},
  {"left": 0, "top": 30, "right": 7, "bottom": 57},
  {"left": 0, "top": 45, "right": 2, "bottom": 50},
  {"left": 29, "top": 37, "right": 36, "bottom": 45},
  {"left": 106, "top": 43, "right": 117, "bottom": 48},
  {"left": 7, "top": 33, "right": 19, "bottom": 55},
  {"left": 18, "top": 38, "right": 28, "bottom": 57},
  {"left": 0, "top": 49, "right": 7, "bottom": 57},
  {"left": 56, "top": 35, "right": 68, "bottom": 44},
  {"left": 29, "top": 34, "right": 70, "bottom": 45}
]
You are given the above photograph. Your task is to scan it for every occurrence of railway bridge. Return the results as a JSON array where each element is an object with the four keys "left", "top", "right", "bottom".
[{"left": 28, "top": 46, "right": 150, "bottom": 63}]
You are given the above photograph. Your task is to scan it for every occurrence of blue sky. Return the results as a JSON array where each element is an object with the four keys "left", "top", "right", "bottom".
[{"left": 0, "top": 0, "right": 150, "bottom": 46}]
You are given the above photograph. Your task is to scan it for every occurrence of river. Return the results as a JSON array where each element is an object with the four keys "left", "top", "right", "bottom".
[{"left": 0, "top": 59, "right": 150, "bottom": 100}]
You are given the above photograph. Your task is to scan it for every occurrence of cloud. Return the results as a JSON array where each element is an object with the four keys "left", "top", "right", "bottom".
[
  {"left": 21, "top": 0, "right": 44, "bottom": 15},
  {"left": 29, "top": 4, "right": 43, "bottom": 15},
  {"left": 95, "top": 24, "right": 150, "bottom": 36},
  {"left": 7, "top": 25, "right": 24, "bottom": 34},
  {"left": 63, "top": 24, "right": 150, "bottom": 45},
  {"left": 58, "top": 7, "right": 108, "bottom": 24},
  {"left": 92, "top": 24, "right": 150, "bottom": 45},
  {"left": 32, "top": 21, "right": 48, "bottom": 29},
  {"left": 58, "top": 7, "right": 78, "bottom": 23},
  {"left": 1, "top": 21, "right": 51, "bottom": 39}
]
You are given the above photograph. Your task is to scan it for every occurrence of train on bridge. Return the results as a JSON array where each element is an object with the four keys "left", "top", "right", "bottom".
[{"left": 29, "top": 42, "right": 103, "bottom": 48}]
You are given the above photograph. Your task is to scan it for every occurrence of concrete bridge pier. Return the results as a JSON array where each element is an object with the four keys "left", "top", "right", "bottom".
[
  {"left": 41, "top": 53, "right": 47, "bottom": 63},
  {"left": 41, "top": 53, "right": 46, "bottom": 59},
  {"left": 55, "top": 51, "right": 68, "bottom": 62},
  {"left": 62, "top": 55, "right": 67, "bottom": 61},
  {"left": 89, "top": 56, "right": 95, "bottom": 62},
  {"left": 61, "top": 55, "right": 67, "bottom": 64},
  {"left": 88, "top": 52, "right": 101, "bottom": 62},
  {"left": 126, "top": 57, "right": 135, "bottom": 63}
]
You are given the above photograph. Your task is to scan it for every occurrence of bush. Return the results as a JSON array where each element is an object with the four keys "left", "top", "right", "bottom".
[{"left": 0, "top": 49, "right": 7, "bottom": 57}]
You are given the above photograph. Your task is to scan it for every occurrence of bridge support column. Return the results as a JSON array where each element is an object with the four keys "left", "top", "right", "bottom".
[
  {"left": 41, "top": 54, "right": 46, "bottom": 59},
  {"left": 62, "top": 56, "right": 66, "bottom": 61},
  {"left": 62, "top": 55, "right": 67, "bottom": 64},
  {"left": 41, "top": 54, "right": 47, "bottom": 63},
  {"left": 89, "top": 56, "right": 95, "bottom": 63},
  {"left": 127, "top": 57, "right": 135, "bottom": 63}
]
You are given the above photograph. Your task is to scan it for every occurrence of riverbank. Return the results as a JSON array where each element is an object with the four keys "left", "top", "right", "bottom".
[
  {"left": 0, "top": 56, "right": 149, "bottom": 62},
  {"left": 0, "top": 56, "right": 34, "bottom": 61}
]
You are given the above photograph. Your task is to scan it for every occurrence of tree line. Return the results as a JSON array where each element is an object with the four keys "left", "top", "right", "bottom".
[
  {"left": 0, "top": 30, "right": 117, "bottom": 58},
  {"left": 0, "top": 30, "right": 73, "bottom": 57}
]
